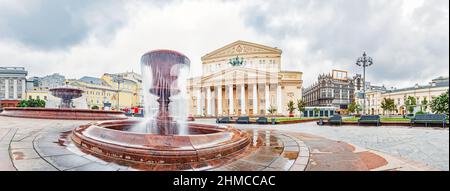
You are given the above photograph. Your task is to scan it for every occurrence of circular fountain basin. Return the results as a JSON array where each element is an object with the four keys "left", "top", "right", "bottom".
[
  {"left": 71, "top": 120, "right": 250, "bottom": 164},
  {"left": 0, "top": 107, "right": 127, "bottom": 120}
]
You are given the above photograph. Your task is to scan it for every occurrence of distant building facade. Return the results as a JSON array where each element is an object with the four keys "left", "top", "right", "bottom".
[
  {"left": 26, "top": 73, "right": 65, "bottom": 90},
  {"left": 302, "top": 70, "right": 357, "bottom": 112},
  {"left": 67, "top": 72, "right": 144, "bottom": 110},
  {"left": 364, "top": 77, "right": 449, "bottom": 115},
  {"left": 0, "top": 67, "right": 28, "bottom": 108}
]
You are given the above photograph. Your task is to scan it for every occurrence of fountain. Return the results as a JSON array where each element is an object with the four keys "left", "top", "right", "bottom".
[
  {"left": 0, "top": 82, "right": 126, "bottom": 120},
  {"left": 71, "top": 50, "right": 250, "bottom": 166},
  {"left": 49, "top": 82, "right": 83, "bottom": 108}
]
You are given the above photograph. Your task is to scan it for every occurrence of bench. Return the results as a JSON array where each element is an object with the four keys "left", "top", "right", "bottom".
[
  {"left": 256, "top": 117, "right": 268, "bottom": 124},
  {"left": 411, "top": 114, "right": 447, "bottom": 127},
  {"left": 358, "top": 115, "right": 381, "bottom": 126},
  {"left": 216, "top": 117, "right": 231, "bottom": 123},
  {"left": 328, "top": 115, "right": 342, "bottom": 125},
  {"left": 236, "top": 116, "right": 250, "bottom": 124}
]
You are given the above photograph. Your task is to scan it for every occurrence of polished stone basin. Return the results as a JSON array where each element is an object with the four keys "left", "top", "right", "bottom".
[{"left": 71, "top": 120, "right": 250, "bottom": 164}]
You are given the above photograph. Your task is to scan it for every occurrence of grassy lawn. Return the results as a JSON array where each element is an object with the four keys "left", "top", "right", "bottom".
[
  {"left": 275, "top": 117, "right": 322, "bottom": 122},
  {"left": 343, "top": 117, "right": 411, "bottom": 122}
]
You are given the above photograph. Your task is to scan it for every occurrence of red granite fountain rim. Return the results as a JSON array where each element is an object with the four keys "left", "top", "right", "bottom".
[
  {"left": 2, "top": 107, "right": 125, "bottom": 114},
  {"left": 72, "top": 119, "right": 250, "bottom": 151},
  {"left": 79, "top": 119, "right": 229, "bottom": 137}
]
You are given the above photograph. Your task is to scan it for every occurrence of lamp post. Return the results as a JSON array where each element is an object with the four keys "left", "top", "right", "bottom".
[
  {"left": 356, "top": 51, "right": 373, "bottom": 115},
  {"left": 116, "top": 76, "right": 124, "bottom": 110}
]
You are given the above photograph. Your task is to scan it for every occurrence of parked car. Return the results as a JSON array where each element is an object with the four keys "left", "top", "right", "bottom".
[{"left": 216, "top": 117, "right": 231, "bottom": 123}]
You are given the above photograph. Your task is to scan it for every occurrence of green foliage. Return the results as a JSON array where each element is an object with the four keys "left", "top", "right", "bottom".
[
  {"left": 430, "top": 90, "right": 449, "bottom": 116},
  {"left": 348, "top": 102, "right": 356, "bottom": 113},
  {"left": 91, "top": 105, "right": 100, "bottom": 110},
  {"left": 296, "top": 99, "right": 305, "bottom": 113},
  {"left": 415, "top": 111, "right": 426, "bottom": 115},
  {"left": 17, "top": 99, "right": 46, "bottom": 108},
  {"left": 348, "top": 101, "right": 361, "bottom": 114},
  {"left": 405, "top": 96, "right": 417, "bottom": 114},
  {"left": 267, "top": 105, "right": 277, "bottom": 116},
  {"left": 420, "top": 98, "right": 428, "bottom": 112},
  {"left": 287, "top": 100, "right": 296, "bottom": 114},
  {"left": 381, "top": 98, "right": 396, "bottom": 114},
  {"left": 313, "top": 107, "right": 320, "bottom": 117}
]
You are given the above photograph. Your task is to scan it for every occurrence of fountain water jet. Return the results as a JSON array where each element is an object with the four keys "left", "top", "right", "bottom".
[{"left": 140, "top": 50, "right": 190, "bottom": 135}]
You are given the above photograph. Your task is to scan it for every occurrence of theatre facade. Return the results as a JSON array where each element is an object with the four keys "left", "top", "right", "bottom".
[{"left": 187, "top": 41, "right": 303, "bottom": 117}]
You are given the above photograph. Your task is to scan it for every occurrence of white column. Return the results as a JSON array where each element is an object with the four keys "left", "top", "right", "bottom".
[
  {"left": 253, "top": 84, "right": 258, "bottom": 115},
  {"left": 13, "top": 79, "right": 17, "bottom": 99},
  {"left": 4, "top": 79, "right": 9, "bottom": 99},
  {"left": 196, "top": 88, "right": 202, "bottom": 116},
  {"left": 206, "top": 87, "right": 212, "bottom": 116},
  {"left": 217, "top": 86, "right": 222, "bottom": 116},
  {"left": 228, "top": 85, "right": 234, "bottom": 115},
  {"left": 277, "top": 85, "right": 282, "bottom": 114},
  {"left": 21, "top": 79, "right": 26, "bottom": 99},
  {"left": 240, "top": 84, "right": 246, "bottom": 115},
  {"left": 265, "top": 84, "right": 270, "bottom": 114}
]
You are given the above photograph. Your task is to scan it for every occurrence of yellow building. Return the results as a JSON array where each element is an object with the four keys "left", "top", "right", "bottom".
[
  {"left": 25, "top": 87, "right": 50, "bottom": 101},
  {"left": 187, "top": 40, "right": 303, "bottom": 117},
  {"left": 67, "top": 72, "right": 144, "bottom": 110},
  {"left": 68, "top": 77, "right": 118, "bottom": 110},
  {"left": 102, "top": 72, "right": 144, "bottom": 108}
]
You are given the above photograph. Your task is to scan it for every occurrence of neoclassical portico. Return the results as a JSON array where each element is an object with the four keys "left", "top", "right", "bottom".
[{"left": 187, "top": 41, "right": 303, "bottom": 117}]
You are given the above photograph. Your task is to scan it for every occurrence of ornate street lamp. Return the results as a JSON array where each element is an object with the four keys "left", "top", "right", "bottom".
[{"left": 356, "top": 51, "right": 373, "bottom": 115}]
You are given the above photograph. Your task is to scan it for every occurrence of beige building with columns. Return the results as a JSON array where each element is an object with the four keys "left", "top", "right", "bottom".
[{"left": 187, "top": 40, "right": 303, "bottom": 117}]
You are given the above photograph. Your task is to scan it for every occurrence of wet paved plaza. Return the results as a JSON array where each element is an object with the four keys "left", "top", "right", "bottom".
[
  {"left": 0, "top": 116, "right": 447, "bottom": 171},
  {"left": 196, "top": 119, "right": 449, "bottom": 171}
]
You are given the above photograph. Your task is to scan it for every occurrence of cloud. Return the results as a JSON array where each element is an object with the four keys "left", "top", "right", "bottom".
[
  {"left": 0, "top": 0, "right": 448, "bottom": 89},
  {"left": 0, "top": 0, "right": 127, "bottom": 50},
  {"left": 241, "top": 0, "right": 449, "bottom": 87}
]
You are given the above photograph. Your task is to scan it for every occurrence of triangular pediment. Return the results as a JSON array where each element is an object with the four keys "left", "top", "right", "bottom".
[
  {"left": 201, "top": 67, "right": 279, "bottom": 83},
  {"left": 201, "top": 40, "right": 282, "bottom": 61}
]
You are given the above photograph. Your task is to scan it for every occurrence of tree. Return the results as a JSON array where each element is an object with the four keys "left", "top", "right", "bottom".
[
  {"left": 287, "top": 100, "right": 296, "bottom": 116},
  {"left": 17, "top": 99, "right": 46, "bottom": 108},
  {"left": 420, "top": 98, "right": 428, "bottom": 112},
  {"left": 348, "top": 101, "right": 357, "bottom": 114},
  {"left": 355, "top": 104, "right": 362, "bottom": 114},
  {"left": 296, "top": 99, "right": 305, "bottom": 117},
  {"left": 313, "top": 107, "right": 320, "bottom": 117},
  {"left": 381, "top": 98, "right": 396, "bottom": 115},
  {"left": 430, "top": 90, "right": 449, "bottom": 116},
  {"left": 405, "top": 96, "right": 417, "bottom": 114},
  {"left": 267, "top": 105, "right": 277, "bottom": 116}
]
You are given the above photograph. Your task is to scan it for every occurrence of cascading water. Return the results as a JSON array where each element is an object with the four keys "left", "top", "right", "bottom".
[
  {"left": 130, "top": 50, "right": 191, "bottom": 135},
  {"left": 70, "top": 49, "right": 251, "bottom": 166}
]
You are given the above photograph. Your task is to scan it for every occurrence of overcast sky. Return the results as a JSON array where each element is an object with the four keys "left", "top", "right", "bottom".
[{"left": 0, "top": 0, "right": 448, "bottom": 88}]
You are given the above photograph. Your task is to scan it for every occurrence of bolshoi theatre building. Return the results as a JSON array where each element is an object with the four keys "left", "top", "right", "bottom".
[{"left": 187, "top": 40, "right": 303, "bottom": 117}]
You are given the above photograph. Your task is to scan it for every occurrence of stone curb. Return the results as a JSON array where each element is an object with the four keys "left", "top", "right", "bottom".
[{"left": 282, "top": 134, "right": 310, "bottom": 171}]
